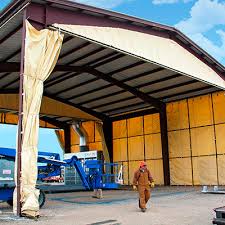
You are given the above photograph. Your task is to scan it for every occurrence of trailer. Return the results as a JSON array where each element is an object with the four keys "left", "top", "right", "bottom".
[
  {"left": 0, "top": 147, "right": 121, "bottom": 207},
  {"left": 213, "top": 207, "right": 225, "bottom": 225}
]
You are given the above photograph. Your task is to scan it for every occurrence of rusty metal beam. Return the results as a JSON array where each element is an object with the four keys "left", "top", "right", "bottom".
[
  {"left": 16, "top": 8, "right": 27, "bottom": 217},
  {"left": 160, "top": 105, "right": 170, "bottom": 185}
]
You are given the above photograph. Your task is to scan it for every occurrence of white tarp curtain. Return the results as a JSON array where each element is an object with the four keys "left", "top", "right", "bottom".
[
  {"left": 14, "top": 20, "right": 63, "bottom": 217},
  {"left": 52, "top": 24, "right": 225, "bottom": 90}
]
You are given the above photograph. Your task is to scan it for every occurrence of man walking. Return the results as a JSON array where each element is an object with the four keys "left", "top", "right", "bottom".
[{"left": 133, "top": 161, "right": 154, "bottom": 212}]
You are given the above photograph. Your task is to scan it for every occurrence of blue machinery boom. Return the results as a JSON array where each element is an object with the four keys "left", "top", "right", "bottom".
[{"left": 0, "top": 147, "right": 121, "bottom": 205}]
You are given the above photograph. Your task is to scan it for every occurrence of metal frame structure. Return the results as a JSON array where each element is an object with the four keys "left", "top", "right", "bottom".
[{"left": 1, "top": 0, "right": 225, "bottom": 216}]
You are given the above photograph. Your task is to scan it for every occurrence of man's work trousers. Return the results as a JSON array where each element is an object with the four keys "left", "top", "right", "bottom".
[{"left": 138, "top": 185, "right": 150, "bottom": 209}]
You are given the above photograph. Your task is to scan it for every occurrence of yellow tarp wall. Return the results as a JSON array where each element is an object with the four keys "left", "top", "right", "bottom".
[
  {"left": 0, "top": 112, "right": 56, "bottom": 128},
  {"left": 167, "top": 91, "right": 225, "bottom": 185},
  {"left": 70, "top": 121, "right": 103, "bottom": 153},
  {"left": 0, "top": 94, "right": 98, "bottom": 121},
  {"left": 2, "top": 92, "right": 224, "bottom": 186},
  {"left": 113, "top": 91, "right": 225, "bottom": 186},
  {"left": 113, "top": 116, "right": 164, "bottom": 185}
]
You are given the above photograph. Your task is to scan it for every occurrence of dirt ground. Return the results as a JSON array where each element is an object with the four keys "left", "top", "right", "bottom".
[{"left": 0, "top": 186, "right": 224, "bottom": 225}]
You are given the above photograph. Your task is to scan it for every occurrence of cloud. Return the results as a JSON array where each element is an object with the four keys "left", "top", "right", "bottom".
[
  {"left": 71, "top": 0, "right": 133, "bottom": 8},
  {"left": 191, "top": 30, "right": 225, "bottom": 61},
  {"left": 152, "top": 0, "right": 192, "bottom": 5},
  {"left": 175, "top": 0, "right": 225, "bottom": 64},
  {"left": 176, "top": 0, "right": 225, "bottom": 34}
]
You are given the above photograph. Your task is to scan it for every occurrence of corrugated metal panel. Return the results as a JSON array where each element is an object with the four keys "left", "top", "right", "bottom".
[
  {"left": 125, "top": 69, "right": 175, "bottom": 87},
  {"left": 113, "top": 63, "right": 159, "bottom": 80},
  {"left": 140, "top": 76, "right": 193, "bottom": 93},
  {"left": 0, "top": 72, "right": 18, "bottom": 88},
  {"left": 0, "top": 30, "right": 21, "bottom": 61},
  {"left": 75, "top": 48, "right": 114, "bottom": 66},
  {"left": 152, "top": 82, "right": 209, "bottom": 99},
  {"left": 106, "top": 103, "right": 151, "bottom": 116},
  {"left": 58, "top": 44, "right": 100, "bottom": 64},
  {"left": 59, "top": 79, "right": 109, "bottom": 99},
  {"left": 6, "top": 81, "right": 19, "bottom": 89},
  {"left": 97, "top": 55, "right": 139, "bottom": 74},
  {"left": 96, "top": 98, "right": 143, "bottom": 112},
  {"left": 164, "top": 87, "right": 218, "bottom": 102},
  {"left": 0, "top": 11, "right": 22, "bottom": 40},
  {"left": 8, "top": 53, "right": 21, "bottom": 62},
  {"left": 69, "top": 86, "right": 123, "bottom": 103},
  {"left": 46, "top": 71, "right": 66, "bottom": 83},
  {"left": 58, "top": 37, "right": 87, "bottom": 57},
  {"left": 84, "top": 92, "right": 133, "bottom": 108},
  {"left": 46, "top": 73, "right": 95, "bottom": 94}
]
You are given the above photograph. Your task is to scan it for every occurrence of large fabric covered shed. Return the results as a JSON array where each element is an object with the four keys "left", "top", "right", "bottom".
[{"left": 1, "top": 0, "right": 225, "bottom": 217}]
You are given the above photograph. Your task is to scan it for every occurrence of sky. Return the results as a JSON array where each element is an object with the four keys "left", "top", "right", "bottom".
[
  {"left": 0, "top": 124, "right": 63, "bottom": 159},
  {"left": 0, "top": 0, "right": 224, "bottom": 157}
]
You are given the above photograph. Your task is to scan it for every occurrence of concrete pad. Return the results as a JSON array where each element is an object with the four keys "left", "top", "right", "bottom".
[{"left": 0, "top": 187, "right": 222, "bottom": 225}]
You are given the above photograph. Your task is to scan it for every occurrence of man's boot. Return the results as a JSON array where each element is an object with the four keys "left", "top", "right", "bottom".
[{"left": 141, "top": 208, "right": 146, "bottom": 213}]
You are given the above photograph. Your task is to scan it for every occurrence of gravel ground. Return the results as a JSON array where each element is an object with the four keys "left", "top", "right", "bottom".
[{"left": 0, "top": 186, "right": 224, "bottom": 225}]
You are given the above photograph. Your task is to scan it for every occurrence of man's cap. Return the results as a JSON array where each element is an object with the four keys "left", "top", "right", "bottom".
[{"left": 140, "top": 161, "right": 147, "bottom": 168}]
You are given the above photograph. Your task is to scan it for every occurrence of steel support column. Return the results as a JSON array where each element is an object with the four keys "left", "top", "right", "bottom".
[
  {"left": 102, "top": 119, "right": 113, "bottom": 162},
  {"left": 159, "top": 104, "right": 170, "bottom": 186},
  {"left": 16, "top": 9, "right": 27, "bottom": 217},
  {"left": 64, "top": 125, "right": 71, "bottom": 154}
]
